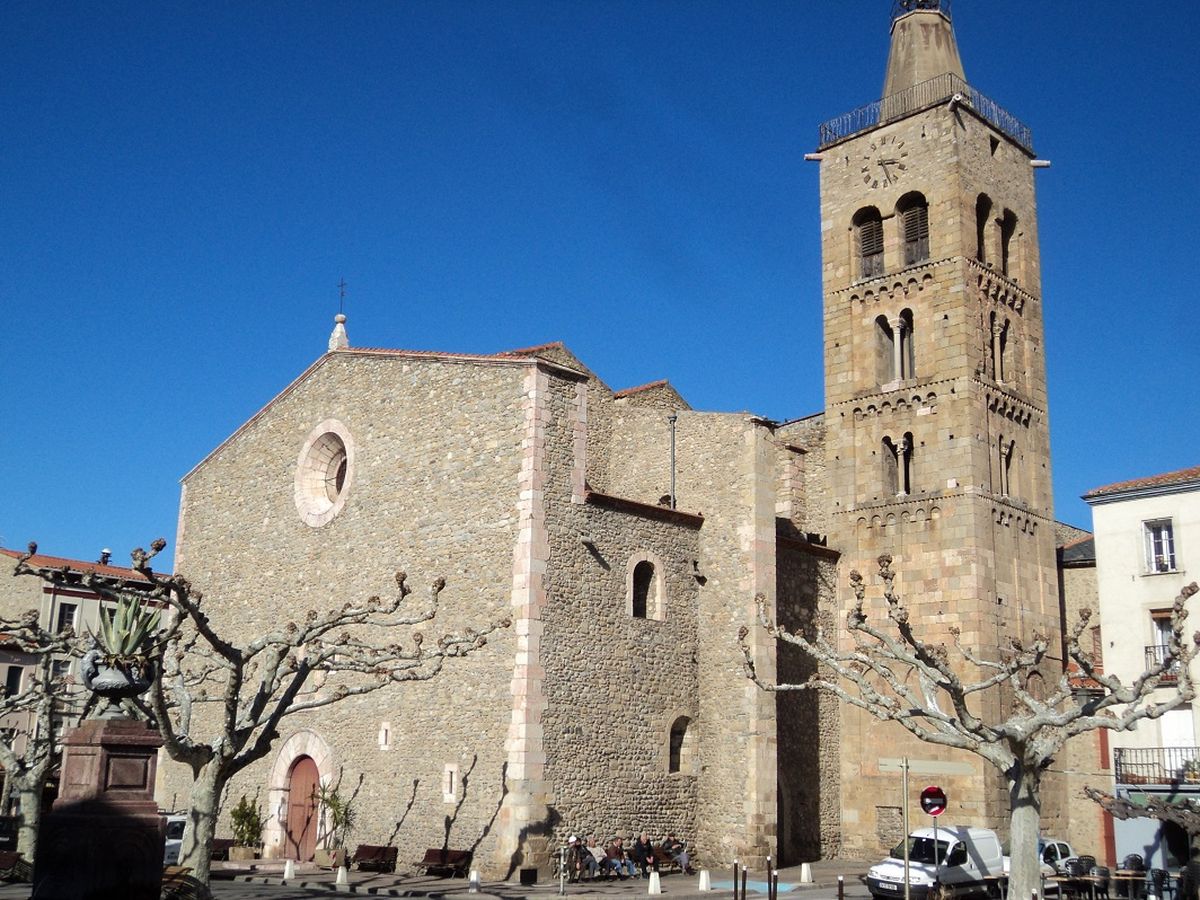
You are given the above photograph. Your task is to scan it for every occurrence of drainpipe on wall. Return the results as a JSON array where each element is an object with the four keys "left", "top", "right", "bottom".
[{"left": 667, "top": 414, "right": 678, "bottom": 510}]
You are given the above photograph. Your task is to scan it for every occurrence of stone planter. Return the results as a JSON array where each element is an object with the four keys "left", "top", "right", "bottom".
[
  {"left": 228, "top": 846, "right": 259, "bottom": 861},
  {"left": 80, "top": 649, "right": 154, "bottom": 715}
]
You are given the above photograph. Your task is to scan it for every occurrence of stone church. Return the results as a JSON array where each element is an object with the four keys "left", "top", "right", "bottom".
[{"left": 160, "top": 2, "right": 1075, "bottom": 876}]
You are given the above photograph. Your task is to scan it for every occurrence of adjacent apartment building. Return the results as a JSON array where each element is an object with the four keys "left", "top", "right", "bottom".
[{"left": 1085, "top": 465, "right": 1200, "bottom": 868}]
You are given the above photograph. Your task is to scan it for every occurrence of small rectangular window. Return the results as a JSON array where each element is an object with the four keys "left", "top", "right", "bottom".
[
  {"left": 55, "top": 602, "right": 78, "bottom": 634},
  {"left": 443, "top": 764, "right": 459, "bottom": 803},
  {"left": 4, "top": 666, "right": 23, "bottom": 697},
  {"left": 1144, "top": 520, "right": 1177, "bottom": 573}
]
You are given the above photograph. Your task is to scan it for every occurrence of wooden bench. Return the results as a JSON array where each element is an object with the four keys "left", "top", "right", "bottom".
[
  {"left": 162, "top": 868, "right": 211, "bottom": 900},
  {"left": 413, "top": 847, "right": 473, "bottom": 877},
  {"left": 0, "top": 851, "right": 30, "bottom": 883},
  {"left": 354, "top": 844, "right": 398, "bottom": 873},
  {"left": 210, "top": 838, "right": 235, "bottom": 861},
  {"left": 652, "top": 846, "right": 694, "bottom": 874}
]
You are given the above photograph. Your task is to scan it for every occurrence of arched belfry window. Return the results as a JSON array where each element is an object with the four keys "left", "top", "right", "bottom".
[
  {"left": 875, "top": 315, "right": 895, "bottom": 384},
  {"left": 975, "top": 194, "right": 993, "bottom": 263},
  {"left": 854, "top": 207, "right": 885, "bottom": 279},
  {"left": 899, "top": 308, "right": 915, "bottom": 379},
  {"left": 626, "top": 553, "right": 665, "bottom": 621},
  {"left": 883, "top": 434, "right": 913, "bottom": 497},
  {"left": 1000, "top": 209, "right": 1019, "bottom": 278},
  {"left": 897, "top": 192, "right": 930, "bottom": 266}
]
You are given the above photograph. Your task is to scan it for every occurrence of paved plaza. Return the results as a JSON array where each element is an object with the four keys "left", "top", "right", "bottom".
[{"left": 0, "top": 859, "right": 876, "bottom": 900}]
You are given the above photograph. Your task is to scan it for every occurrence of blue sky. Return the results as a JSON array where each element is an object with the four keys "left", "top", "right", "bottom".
[{"left": 2, "top": 2, "right": 1196, "bottom": 570}]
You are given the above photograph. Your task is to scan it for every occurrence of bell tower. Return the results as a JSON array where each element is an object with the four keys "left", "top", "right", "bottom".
[{"left": 817, "top": 1, "right": 1061, "bottom": 850}]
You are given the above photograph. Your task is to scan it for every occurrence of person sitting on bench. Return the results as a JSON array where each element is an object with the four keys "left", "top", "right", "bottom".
[{"left": 661, "top": 833, "right": 693, "bottom": 874}]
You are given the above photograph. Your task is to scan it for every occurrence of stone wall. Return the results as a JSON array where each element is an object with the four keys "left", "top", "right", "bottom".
[
  {"left": 167, "top": 351, "right": 533, "bottom": 875},
  {"left": 540, "top": 497, "right": 702, "bottom": 845},
  {"left": 775, "top": 542, "right": 840, "bottom": 862}
]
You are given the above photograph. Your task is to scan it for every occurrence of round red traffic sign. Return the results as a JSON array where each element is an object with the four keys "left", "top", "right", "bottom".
[{"left": 920, "top": 785, "right": 947, "bottom": 816}]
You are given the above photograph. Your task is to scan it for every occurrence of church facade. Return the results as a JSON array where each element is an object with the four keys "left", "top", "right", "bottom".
[{"left": 159, "top": 2, "right": 1073, "bottom": 875}]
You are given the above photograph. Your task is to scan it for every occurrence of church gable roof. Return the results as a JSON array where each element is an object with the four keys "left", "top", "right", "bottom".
[
  {"left": 613, "top": 380, "right": 690, "bottom": 411},
  {"left": 182, "top": 347, "right": 586, "bottom": 483}
]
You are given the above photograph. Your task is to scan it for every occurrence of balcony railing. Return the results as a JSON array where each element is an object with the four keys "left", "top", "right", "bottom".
[
  {"left": 1114, "top": 746, "right": 1200, "bottom": 786},
  {"left": 818, "top": 72, "right": 1033, "bottom": 153},
  {"left": 1145, "top": 644, "right": 1180, "bottom": 681}
]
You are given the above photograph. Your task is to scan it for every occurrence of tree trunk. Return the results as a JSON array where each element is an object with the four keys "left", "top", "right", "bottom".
[
  {"left": 178, "top": 760, "right": 227, "bottom": 886},
  {"left": 1007, "top": 763, "right": 1044, "bottom": 900},
  {"left": 16, "top": 783, "right": 42, "bottom": 862}
]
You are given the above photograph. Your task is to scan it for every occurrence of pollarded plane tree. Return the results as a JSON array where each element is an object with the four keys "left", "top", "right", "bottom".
[
  {"left": 1083, "top": 787, "right": 1200, "bottom": 855},
  {"left": 0, "top": 613, "right": 85, "bottom": 861},
  {"left": 739, "top": 555, "right": 1200, "bottom": 900},
  {"left": 16, "top": 539, "right": 510, "bottom": 885}
]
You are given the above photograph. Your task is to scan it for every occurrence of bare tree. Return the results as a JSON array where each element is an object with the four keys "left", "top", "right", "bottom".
[
  {"left": 0, "top": 613, "right": 85, "bottom": 861},
  {"left": 17, "top": 539, "right": 509, "bottom": 885},
  {"left": 1083, "top": 786, "right": 1200, "bottom": 853},
  {"left": 739, "top": 554, "right": 1200, "bottom": 900}
]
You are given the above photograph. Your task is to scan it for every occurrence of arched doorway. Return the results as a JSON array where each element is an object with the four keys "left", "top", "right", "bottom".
[{"left": 285, "top": 756, "right": 319, "bottom": 861}]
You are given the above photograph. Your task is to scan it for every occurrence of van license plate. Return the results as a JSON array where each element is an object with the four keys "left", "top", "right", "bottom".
[{"left": 879, "top": 883, "right": 899, "bottom": 891}]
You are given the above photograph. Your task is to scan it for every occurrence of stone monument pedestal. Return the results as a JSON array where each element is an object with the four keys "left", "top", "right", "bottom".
[{"left": 33, "top": 717, "right": 165, "bottom": 900}]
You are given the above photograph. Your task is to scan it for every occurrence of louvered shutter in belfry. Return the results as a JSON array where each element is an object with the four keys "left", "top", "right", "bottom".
[
  {"left": 903, "top": 204, "right": 929, "bottom": 264},
  {"left": 860, "top": 218, "right": 884, "bottom": 277}
]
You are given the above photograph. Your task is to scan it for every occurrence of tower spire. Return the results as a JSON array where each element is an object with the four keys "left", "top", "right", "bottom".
[{"left": 882, "top": 0, "right": 965, "bottom": 98}]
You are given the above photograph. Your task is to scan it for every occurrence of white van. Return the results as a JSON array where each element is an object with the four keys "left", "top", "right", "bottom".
[
  {"left": 163, "top": 814, "right": 187, "bottom": 866},
  {"left": 867, "top": 826, "right": 1005, "bottom": 900}
]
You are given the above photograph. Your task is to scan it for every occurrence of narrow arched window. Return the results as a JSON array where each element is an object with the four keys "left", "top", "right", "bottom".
[
  {"left": 882, "top": 437, "right": 899, "bottom": 495},
  {"left": 631, "top": 561, "right": 654, "bottom": 619},
  {"left": 900, "top": 431, "right": 914, "bottom": 495},
  {"left": 897, "top": 193, "right": 930, "bottom": 266},
  {"left": 1001, "top": 209, "right": 1019, "bottom": 278},
  {"left": 899, "top": 308, "right": 915, "bottom": 379},
  {"left": 854, "top": 208, "right": 884, "bottom": 279},
  {"left": 975, "top": 194, "right": 992, "bottom": 263},
  {"left": 668, "top": 716, "right": 694, "bottom": 774},
  {"left": 875, "top": 315, "right": 895, "bottom": 384},
  {"left": 998, "top": 318, "right": 1010, "bottom": 383}
]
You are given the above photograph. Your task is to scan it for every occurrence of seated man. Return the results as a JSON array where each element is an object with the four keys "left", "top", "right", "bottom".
[
  {"left": 607, "top": 836, "right": 638, "bottom": 879},
  {"left": 661, "top": 833, "right": 693, "bottom": 874},
  {"left": 564, "top": 836, "right": 585, "bottom": 882},
  {"left": 585, "top": 835, "right": 607, "bottom": 879},
  {"left": 630, "top": 832, "right": 656, "bottom": 878}
]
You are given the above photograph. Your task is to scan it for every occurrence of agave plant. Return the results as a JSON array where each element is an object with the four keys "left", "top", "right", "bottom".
[{"left": 91, "top": 595, "right": 161, "bottom": 668}]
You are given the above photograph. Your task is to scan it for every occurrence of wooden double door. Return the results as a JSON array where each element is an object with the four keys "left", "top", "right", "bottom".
[{"left": 284, "top": 756, "right": 319, "bottom": 861}]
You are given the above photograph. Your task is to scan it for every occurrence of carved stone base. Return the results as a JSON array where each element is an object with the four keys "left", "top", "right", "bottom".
[{"left": 33, "top": 718, "right": 165, "bottom": 900}]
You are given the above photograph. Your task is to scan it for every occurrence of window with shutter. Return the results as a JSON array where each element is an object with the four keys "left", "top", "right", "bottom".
[
  {"left": 854, "top": 208, "right": 884, "bottom": 279},
  {"left": 902, "top": 202, "right": 929, "bottom": 265}
]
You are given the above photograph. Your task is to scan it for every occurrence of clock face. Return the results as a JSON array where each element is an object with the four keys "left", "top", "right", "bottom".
[{"left": 861, "top": 134, "right": 908, "bottom": 189}]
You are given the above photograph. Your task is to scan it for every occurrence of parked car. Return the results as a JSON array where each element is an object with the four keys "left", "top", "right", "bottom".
[
  {"left": 163, "top": 813, "right": 187, "bottom": 866},
  {"left": 867, "top": 826, "right": 1005, "bottom": 899},
  {"left": 1002, "top": 838, "right": 1078, "bottom": 878}
]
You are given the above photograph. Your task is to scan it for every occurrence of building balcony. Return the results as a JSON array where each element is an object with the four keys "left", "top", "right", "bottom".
[
  {"left": 817, "top": 72, "right": 1033, "bottom": 153},
  {"left": 1145, "top": 644, "right": 1180, "bottom": 682},
  {"left": 1114, "top": 746, "right": 1200, "bottom": 786}
]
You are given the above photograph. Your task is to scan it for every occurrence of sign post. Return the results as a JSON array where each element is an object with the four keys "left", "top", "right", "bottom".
[
  {"left": 919, "top": 786, "right": 948, "bottom": 889},
  {"left": 902, "top": 758, "right": 911, "bottom": 900}
]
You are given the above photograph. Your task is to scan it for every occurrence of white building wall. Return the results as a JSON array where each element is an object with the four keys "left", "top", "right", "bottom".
[{"left": 1090, "top": 480, "right": 1200, "bottom": 751}]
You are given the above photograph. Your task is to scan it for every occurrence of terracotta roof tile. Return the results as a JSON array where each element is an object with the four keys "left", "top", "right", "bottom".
[
  {"left": 0, "top": 547, "right": 154, "bottom": 582},
  {"left": 614, "top": 380, "right": 669, "bottom": 398},
  {"left": 1086, "top": 464, "right": 1200, "bottom": 499}
]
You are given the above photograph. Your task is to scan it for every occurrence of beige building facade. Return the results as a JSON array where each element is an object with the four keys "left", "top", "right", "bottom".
[
  {"left": 156, "top": 1, "right": 1087, "bottom": 876},
  {"left": 1085, "top": 466, "right": 1200, "bottom": 869}
]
